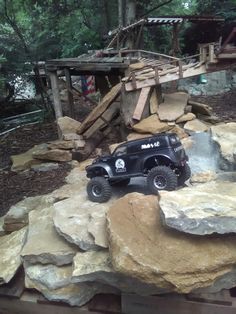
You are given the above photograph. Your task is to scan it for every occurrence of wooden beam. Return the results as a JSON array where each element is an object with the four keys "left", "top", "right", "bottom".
[
  {"left": 132, "top": 87, "right": 151, "bottom": 121},
  {"left": 122, "top": 294, "right": 236, "bottom": 314},
  {"left": 64, "top": 68, "right": 75, "bottom": 119},
  {"left": 48, "top": 71, "right": 63, "bottom": 138}
]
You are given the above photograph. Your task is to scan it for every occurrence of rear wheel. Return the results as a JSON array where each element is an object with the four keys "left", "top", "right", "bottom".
[
  {"left": 87, "top": 177, "right": 112, "bottom": 203},
  {"left": 147, "top": 166, "right": 177, "bottom": 194},
  {"left": 177, "top": 163, "right": 191, "bottom": 186},
  {"left": 110, "top": 178, "right": 130, "bottom": 187}
]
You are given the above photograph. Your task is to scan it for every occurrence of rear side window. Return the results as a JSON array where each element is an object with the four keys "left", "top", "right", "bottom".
[{"left": 113, "top": 146, "right": 127, "bottom": 156}]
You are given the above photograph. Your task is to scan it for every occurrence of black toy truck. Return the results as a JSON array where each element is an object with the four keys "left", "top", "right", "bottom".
[{"left": 85, "top": 133, "right": 191, "bottom": 203}]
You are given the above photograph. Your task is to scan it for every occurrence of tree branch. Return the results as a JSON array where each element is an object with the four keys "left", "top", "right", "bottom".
[
  {"left": 4, "top": 0, "right": 30, "bottom": 54},
  {"left": 140, "top": 0, "right": 174, "bottom": 18}
]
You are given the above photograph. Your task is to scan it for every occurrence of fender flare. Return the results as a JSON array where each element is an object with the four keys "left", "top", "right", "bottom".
[
  {"left": 142, "top": 154, "right": 173, "bottom": 168},
  {"left": 86, "top": 162, "right": 113, "bottom": 178}
]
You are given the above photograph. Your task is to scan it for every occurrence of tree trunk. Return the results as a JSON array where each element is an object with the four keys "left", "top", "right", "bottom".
[
  {"left": 125, "top": 0, "right": 137, "bottom": 49},
  {"left": 118, "top": 0, "right": 125, "bottom": 27}
]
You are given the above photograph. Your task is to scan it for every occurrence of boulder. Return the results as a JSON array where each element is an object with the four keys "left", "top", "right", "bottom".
[
  {"left": 188, "top": 100, "right": 212, "bottom": 116},
  {"left": 74, "top": 139, "right": 86, "bottom": 149},
  {"left": 158, "top": 92, "right": 189, "bottom": 122},
  {"left": 21, "top": 206, "right": 77, "bottom": 265},
  {"left": 72, "top": 251, "right": 158, "bottom": 294},
  {"left": 47, "top": 140, "right": 75, "bottom": 150},
  {"left": 176, "top": 113, "right": 196, "bottom": 124},
  {"left": 133, "top": 114, "right": 172, "bottom": 134},
  {"left": 65, "top": 168, "right": 88, "bottom": 185},
  {"left": 184, "top": 119, "right": 209, "bottom": 133},
  {"left": 11, "top": 144, "right": 47, "bottom": 172},
  {"left": 107, "top": 192, "right": 236, "bottom": 294},
  {"left": 57, "top": 116, "right": 81, "bottom": 135},
  {"left": 3, "top": 195, "right": 54, "bottom": 232},
  {"left": 33, "top": 149, "right": 72, "bottom": 162},
  {"left": 211, "top": 123, "right": 236, "bottom": 170},
  {"left": 53, "top": 193, "right": 113, "bottom": 250},
  {"left": 0, "top": 227, "right": 27, "bottom": 285},
  {"left": 160, "top": 181, "right": 236, "bottom": 235}
]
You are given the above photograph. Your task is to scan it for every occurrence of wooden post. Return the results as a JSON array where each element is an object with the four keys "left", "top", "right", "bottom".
[
  {"left": 48, "top": 71, "right": 63, "bottom": 138},
  {"left": 64, "top": 68, "right": 75, "bottom": 119}
]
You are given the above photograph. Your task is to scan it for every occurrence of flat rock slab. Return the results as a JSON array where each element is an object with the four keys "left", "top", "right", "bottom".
[
  {"left": 11, "top": 144, "right": 47, "bottom": 172},
  {"left": 3, "top": 195, "right": 54, "bottom": 232},
  {"left": 133, "top": 114, "right": 172, "bottom": 134},
  {"left": 158, "top": 92, "right": 189, "bottom": 122},
  {"left": 53, "top": 193, "right": 114, "bottom": 250},
  {"left": 160, "top": 181, "right": 236, "bottom": 235},
  {"left": 211, "top": 122, "right": 236, "bottom": 170},
  {"left": 184, "top": 119, "right": 209, "bottom": 133},
  {"left": 21, "top": 206, "right": 77, "bottom": 265},
  {"left": 176, "top": 113, "right": 196, "bottom": 124},
  {"left": 0, "top": 227, "right": 27, "bottom": 285},
  {"left": 33, "top": 149, "right": 72, "bottom": 162},
  {"left": 107, "top": 192, "right": 236, "bottom": 294}
]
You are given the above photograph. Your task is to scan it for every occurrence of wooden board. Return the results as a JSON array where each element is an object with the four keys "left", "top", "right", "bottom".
[
  {"left": 132, "top": 87, "right": 151, "bottom": 121},
  {"left": 149, "top": 88, "right": 159, "bottom": 114},
  {"left": 78, "top": 83, "right": 121, "bottom": 134},
  {"left": 0, "top": 296, "right": 102, "bottom": 314},
  {"left": 83, "top": 102, "right": 120, "bottom": 138},
  {"left": 122, "top": 293, "right": 236, "bottom": 314}
]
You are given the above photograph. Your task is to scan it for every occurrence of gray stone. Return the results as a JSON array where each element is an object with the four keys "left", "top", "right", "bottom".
[
  {"left": 3, "top": 195, "right": 54, "bottom": 232},
  {"left": 53, "top": 193, "right": 113, "bottom": 250},
  {"left": 47, "top": 140, "right": 75, "bottom": 150},
  {"left": 31, "top": 162, "right": 59, "bottom": 172},
  {"left": 21, "top": 206, "right": 77, "bottom": 265},
  {"left": 0, "top": 227, "right": 27, "bottom": 285},
  {"left": 63, "top": 133, "right": 83, "bottom": 141},
  {"left": 211, "top": 123, "right": 236, "bottom": 170},
  {"left": 160, "top": 181, "right": 236, "bottom": 235},
  {"left": 57, "top": 116, "right": 81, "bottom": 135}
]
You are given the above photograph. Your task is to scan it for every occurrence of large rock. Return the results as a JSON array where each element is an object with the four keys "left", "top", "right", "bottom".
[
  {"left": 48, "top": 140, "right": 75, "bottom": 150},
  {"left": 133, "top": 114, "right": 172, "bottom": 134},
  {"left": 176, "top": 113, "right": 196, "bottom": 124},
  {"left": 57, "top": 116, "right": 81, "bottom": 135},
  {"left": 53, "top": 193, "right": 114, "bottom": 250},
  {"left": 0, "top": 227, "right": 27, "bottom": 285},
  {"left": 184, "top": 119, "right": 209, "bottom": 133},
  {"left": 25, "top": 274, "right": 115, "bottom": 307},
  {"left": 11, "top": 144, "right": 47, "bottom": 172},
  {"left": 160, "top": 181, "right": 236, "bottom": 235},
  {"left": 167, "top": 125, "right": 188, "bottom": 139},
  {"left": 3, "top": 195, "right": 54, "bottom": 232},
  {"left": 33, "top": 149, "right": 72, "bottom": 162},
  {"left": 72, "top": 251, "right": 159, "bottom": 294},
  {"left": 107, "top": 192, "right": 236, "bottom": 294},
  {"left": 158, "top": 92, "right": 189, "bottom": 122},
  {"left": 211, "top": 123, "right": 236, "bottom": 170},
  {"left": 21, "top": 206, "right": 77, "bottom": 265}
]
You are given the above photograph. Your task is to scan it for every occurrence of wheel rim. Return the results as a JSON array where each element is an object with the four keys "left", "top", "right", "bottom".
[
  {"left": 153, "top": 175, "right": 167, "bottom": 189},
  {"left": 92, "top": 185, "right": 102, "bottom": 197}
]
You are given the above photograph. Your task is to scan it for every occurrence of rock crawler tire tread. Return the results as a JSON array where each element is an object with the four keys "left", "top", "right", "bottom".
[{"left": 87, "top": 176, "right": 112, "bottom": 203}]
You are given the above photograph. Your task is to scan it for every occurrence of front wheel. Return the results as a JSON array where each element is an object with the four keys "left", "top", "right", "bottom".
[
  {"left": 147, "top": 166, "right": 177, "bottom": 194},
  {"left": 87, "top": 177, "right": 112, "bottom": 203},
  {"left": 177, "top": 163, "right": 191, "bottom": 186}
]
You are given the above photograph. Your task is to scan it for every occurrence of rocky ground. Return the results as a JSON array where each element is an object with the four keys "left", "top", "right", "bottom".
[{"left": 0, "top": 88, "right": 235, "bottom": 218}]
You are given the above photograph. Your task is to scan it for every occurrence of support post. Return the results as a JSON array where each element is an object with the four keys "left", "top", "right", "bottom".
[
  {"left": 48, "top": 71, "right": 63, "bottom": 138},
  {"left": 64, "top": 68, "right": 75, "bottom": 119}
]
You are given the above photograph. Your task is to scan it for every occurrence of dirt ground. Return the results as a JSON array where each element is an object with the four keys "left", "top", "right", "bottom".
[{"left": 0, "top": 89, "right": 235, "bottom": 217}]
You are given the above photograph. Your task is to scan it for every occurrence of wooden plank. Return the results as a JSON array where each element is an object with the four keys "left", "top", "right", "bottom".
[
  {"left": 125, "top": 64, "right": 207, "bottom": 91},
  {"left": 122, "top": 294, "right": 236, "bottom": 314},
  {"left": 83, "top": 102, "right": 120, "bottom": 138},
  {"left": 0, "top": 296, "right": 102, "bottom": 314},
  {"left": 132, "top": 87, "right": 151, "bottom": 121},
  {"left": 149, "top": 88, "right": 159, "bottom": 114},
  {"left": 78, "top": 83, "right": 121, "bottom": 134}
]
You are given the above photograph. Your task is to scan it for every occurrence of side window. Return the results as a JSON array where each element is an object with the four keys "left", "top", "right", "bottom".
[{"left": 113, "top": 146, "right": 127, "bottom": 157}]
